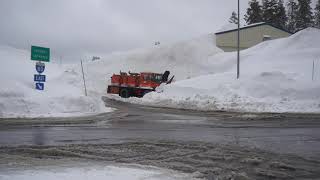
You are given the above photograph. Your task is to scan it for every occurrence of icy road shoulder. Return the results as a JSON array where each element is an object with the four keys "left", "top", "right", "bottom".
[{"left": 0, "top": 164, "right": 198, "bottom": 180}]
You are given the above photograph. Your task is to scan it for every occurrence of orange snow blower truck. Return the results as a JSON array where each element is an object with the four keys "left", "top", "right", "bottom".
[{"left": 107, "top": 71, "right": 174, "bottom": 98}]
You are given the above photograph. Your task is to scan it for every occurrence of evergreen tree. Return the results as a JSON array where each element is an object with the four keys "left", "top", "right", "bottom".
[
  {"left": 229, "top": 11, "right": 239, "bottom": 24},
  {"left": 295, "top": 0, "right": 314, "bottom": 31},
  {"left": 315, "top": 0, "right": 320, "bottom": 28},
  {"left": 287, "top": 0, "right": 298, "bottom": 32},
  {"left": 262, "top": 0, "right": 278, "bottom": 24},
  {"left": 262, "top": 0, "right": 287, "bottom": 29},
  {"left": 245, "top": 0, "right": 263, "bottom": 25},
  {"left": 275, "top": 0, "right": 288, "bottom": 29}
]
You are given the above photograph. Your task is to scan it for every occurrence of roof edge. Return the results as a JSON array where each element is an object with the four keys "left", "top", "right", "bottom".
[{"left": 215, "top": 23, "right": 293, "bottom": 35}]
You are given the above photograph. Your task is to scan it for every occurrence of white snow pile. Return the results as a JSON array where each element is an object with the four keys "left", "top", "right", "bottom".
[
  {"left": 0, "top": 34, "right": 222, "bottom": 118},
  {"left": 113, "top": 28, "right": 320, "bottom": 113},
  {"left": 0, "top": 46, "right": 111, "bottom": 118},
  {"left": 84, "top": 33, "right": 222, "bottom": 85},
  {"left": 78, "top": 33, "right": 222, "bottom": 99},
  {"left": 1, "top": 27, "right": 320, "bottom": 117},
  {"left": 0, "top": 165, "right": 198, "bottom": 180}
]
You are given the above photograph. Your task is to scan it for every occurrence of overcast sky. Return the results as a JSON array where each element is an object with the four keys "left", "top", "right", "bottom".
[{"left": 0, "top": 0, "right": 314, "bottom": 62}]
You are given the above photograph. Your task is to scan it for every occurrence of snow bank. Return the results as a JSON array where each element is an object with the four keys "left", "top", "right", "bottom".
[
  {"left": 0, "top": 34, "right": 222, "bottom": 118},
  {"left": 84, "top": 33, "right": 222, "bottom": 90},
  {"left": 0, "top": 165, "right": 197, "bottom": 180},
  {"left": 78, "top": 33, "right": 222, "bottom": 99},
  {"left": 0, "top": 46, "right": 111, "bottom": 118},
  {"left": 117, "top": 28, "right": 320, "bottom": 113},
  {"left": 1, "top": 28, "right": 320, "bottom": 117}
]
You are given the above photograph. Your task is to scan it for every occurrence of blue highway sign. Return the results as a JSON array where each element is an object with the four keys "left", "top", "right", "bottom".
[
  {"left": 35, "top": 83, "right": 44, "bottom": 90},
  {"left": 34, "top": 74, "right": 46, "bottom": 82},
  {"left": 36, "top": 62, "right": 45, "bottom": 74}
]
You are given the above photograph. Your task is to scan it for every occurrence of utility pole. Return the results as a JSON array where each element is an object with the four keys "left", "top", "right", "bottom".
[
  {"left": 80, "top": 59, "right": 88, "bottom": 96},
  {"left": 237, "top": 0, "right": 240, "bottom": 79},
  {"left": 312, "top": 60, "right": 315, "bottom": 81}
]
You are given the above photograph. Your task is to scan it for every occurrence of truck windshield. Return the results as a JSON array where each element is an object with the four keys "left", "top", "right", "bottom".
[
  {"left": 152, "top": 74, "right": 162, "bottom": 83},
  {"left": 143, "top": 74, "right": 162, "bottom": 83}
]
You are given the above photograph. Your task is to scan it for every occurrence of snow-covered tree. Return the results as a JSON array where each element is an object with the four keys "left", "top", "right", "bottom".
[
  {"left": 295, "top": 0, "right": 314, "bottom": 31},
  {"left": 262, "top": 0, "right": 278, "bottom": 23},
  {"left": 275, "top": 0, "right": 288, "bottom": 29},
  {"left": 262, "top": 0, "right": 287, "bottom": 29},
  {"left": 315, "top": 0, "right": 320, "bottom": 28},
  {"left": 287, "top": 0, "right": 298, "bottom": 32},
  {"left": 245, "top": 0, "right": 263, "bottom": 25},
  {"left": 229, "top": 11, "right": 239, "bottom": 24}
]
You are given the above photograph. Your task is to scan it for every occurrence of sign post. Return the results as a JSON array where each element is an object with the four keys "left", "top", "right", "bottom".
[{"left": 31, "top": 46, "right": 50, "bottom": 91}]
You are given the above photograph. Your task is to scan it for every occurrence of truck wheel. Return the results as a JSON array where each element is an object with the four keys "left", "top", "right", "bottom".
[{"left": 120, "top": 88, "right": 130, "bottom": 98}]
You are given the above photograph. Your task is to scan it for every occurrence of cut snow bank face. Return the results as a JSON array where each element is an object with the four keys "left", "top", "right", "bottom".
[
  {"left": 0, "top": 165, "right": 197, "bottom": 180},
  {"left": 80, "top": 33, "right": 223, "bottom": 99},
  {"left": 83, "top": 33, "right": 222, "bottom": 93},
  {"left": 121, "top": 28, "right": 320, "bottom": 113}
]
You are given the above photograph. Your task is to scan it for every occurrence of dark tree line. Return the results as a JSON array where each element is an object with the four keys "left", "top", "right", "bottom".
[
  {"left": 229, "top": 0, "right": 320, "bottom": 32},
  {"left": 314, "top": 0, "right": 320, "bottom": 28}
]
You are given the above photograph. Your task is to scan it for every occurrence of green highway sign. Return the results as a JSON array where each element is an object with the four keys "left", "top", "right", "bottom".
[{"left": 31, "top": 46, "right": 50, "bottom": 62}]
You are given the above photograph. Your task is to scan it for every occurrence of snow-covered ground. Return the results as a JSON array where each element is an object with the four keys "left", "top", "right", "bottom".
[
  {"left": 0, "top": 46, "right": 111, "bottom": 118},
  {"left": 0, "top": 165, "right": 197, "bottom": 180},
  {"left": 1, "top": 28, "right": 320, "bottom": 117},
  {"left": 109, "top": 28, "right": 320, "bottom": 113},
  {"left": 0, "top": 34, "right": 220, "bottom": 118}
]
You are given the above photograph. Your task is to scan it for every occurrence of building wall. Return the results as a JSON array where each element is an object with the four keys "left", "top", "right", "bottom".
[{"left": 216, "top": 25, "right": 291, "bottom": 52}]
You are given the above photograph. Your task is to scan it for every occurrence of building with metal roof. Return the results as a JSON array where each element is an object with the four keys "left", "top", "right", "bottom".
[{"left": 215, "top": 22, "right": 293, "bottom": 52}]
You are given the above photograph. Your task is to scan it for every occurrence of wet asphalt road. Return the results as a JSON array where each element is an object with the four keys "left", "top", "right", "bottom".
[{"left": 0, "top": 98, "right": 320, "bottom": 160}]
